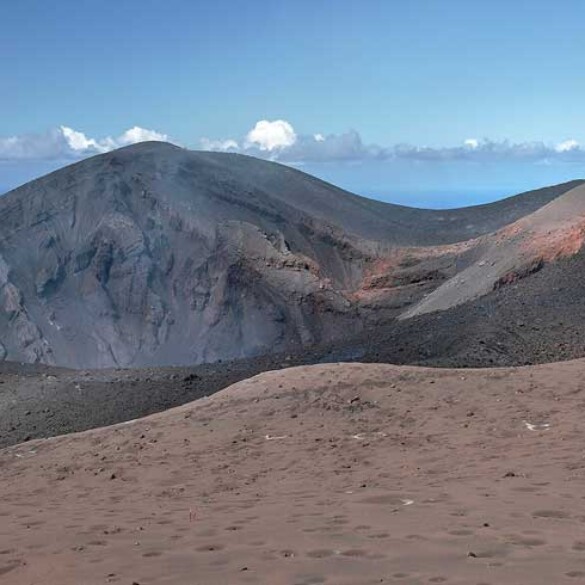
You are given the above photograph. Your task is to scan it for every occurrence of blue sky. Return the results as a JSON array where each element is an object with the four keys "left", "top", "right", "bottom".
[{"left": 2, "top": 0, "right": 585, "bottom": 207}]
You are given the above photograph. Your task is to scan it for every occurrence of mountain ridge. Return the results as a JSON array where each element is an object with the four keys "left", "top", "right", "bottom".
[
  {"left": 5, "top": 141, "right": 582, "bottom": 246},
  {"left": 0, "top": 141, "right": 583, "bottom": 368}
]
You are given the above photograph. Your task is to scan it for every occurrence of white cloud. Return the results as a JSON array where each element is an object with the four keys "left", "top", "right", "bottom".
[
  {"left": 2, "top": 120, "right": 585, "bottom": 168},
  {"left": 245, "top": 119, "right": 297, "bottom": 151},
  {"left": 199, "top": 137, "right": 239, "bottom": 151},
  {"left": 281, "top": 130, "right": 381, "bottom": 162},
  {"left": 117, "top": 126, "right": 169, "bottom": 146},
  {"left": 0, "top": 126, "right": 172, "bottom": 162},
  {"left": 203, "top": 120, "right": 380, "bottom": 162},
  {"left": 555, "top": 139, "right": 579, "bottom": 153},
  {"left": 203, "top": 124, "right": 585, "bottom": 165},
  {"left": 0, "top": 128, "right": 71, "bottom": 161},
  {"left": 60, "top": 126, "right": 106, "bottom": 153},
  {"left": 391, "top": 139, "right": 585, "bottom": 163}
]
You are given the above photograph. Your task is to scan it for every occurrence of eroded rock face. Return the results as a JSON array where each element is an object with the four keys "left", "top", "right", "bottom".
[
  {"left": 0, "top": 143, "right": 377, "bottom": 367},
  {"left": 0, "top": 142, "right": 581, "bottom": 368}
]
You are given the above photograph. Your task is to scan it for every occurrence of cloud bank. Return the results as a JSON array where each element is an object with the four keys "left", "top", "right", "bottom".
[
  {"left": 201, "top": 119, "right": 585, "bottom": 165},
  {"left": 1, "top": 120, "right": 584, "bottom": 166},
  {"left": 0, "top": 126, "right": 170, "bottom": 162}
]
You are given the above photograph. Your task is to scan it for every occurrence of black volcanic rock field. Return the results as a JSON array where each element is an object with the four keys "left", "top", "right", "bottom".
[{"left": 0, "top": 351, "right": 340, "bottom": 449}]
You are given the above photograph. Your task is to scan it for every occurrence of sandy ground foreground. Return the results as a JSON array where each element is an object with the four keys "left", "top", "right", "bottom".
[{"left": 2, "top": 361, "right": 585, "bottom": 584}]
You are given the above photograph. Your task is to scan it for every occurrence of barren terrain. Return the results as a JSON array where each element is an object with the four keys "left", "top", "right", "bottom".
[
  {"left": 2, "top": 361, "right": 585, "bottom": 584},
  {"left": 1, "top": 141, "right": 583, "bottom": 369}
]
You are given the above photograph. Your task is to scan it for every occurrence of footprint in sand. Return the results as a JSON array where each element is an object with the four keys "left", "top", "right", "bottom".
[
  {"left": 448, "top": 529, "right": 475, "bottom": 536},
  {"left": 142, "top": 551, "right": 162, "bottom": 557},
  {"left": 196, "top": 544, "right": 225, "bottom": 552},
  {"left": 306, "top": 549, "right": 335, "bottom": 558},
  {"left": 468, "top": 545, "right": 509, "bottom": 559},
  {"left": 326, "top": 516, "right": 349, "bottom": 525},
  {"left": 294, "top": 576, "right": 326, "bottom": 585},
  {"left": 358, "top": 494, "right": 414, "bottom": 506},
  {"left": 341, "top": 549, "right": 369, "bottom": 557},
  {"left": 532, "top": 510, "right": 569, "bottom": 519},
  {"left": 0, "top": 550, "right": 15, "bottom": 556},
  {"left": 367, "top": 532, "right": 390, "bottom": 539},
  {"left": 0, "top": 562, "right": 21, "bottom": 577},
  {"left": 506, "top": 534, "right": 547, "bottom": 547}
]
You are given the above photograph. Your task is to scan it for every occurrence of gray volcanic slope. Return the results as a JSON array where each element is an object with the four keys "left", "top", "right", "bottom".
[{"left": 0, "top": 141, "right": 580, "bottom": 368}]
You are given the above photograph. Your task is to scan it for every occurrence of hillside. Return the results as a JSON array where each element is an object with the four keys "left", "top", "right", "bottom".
[{"left": 0, "top": 141, "right": 582, "bottom": 368}]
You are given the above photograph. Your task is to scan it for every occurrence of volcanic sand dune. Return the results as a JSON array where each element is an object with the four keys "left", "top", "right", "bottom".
[
  {"left": 3, "top": 361, "right": 585, "bottom": 584},
  {"left": 0, "top": 356, "right": 314, "bottom": 449}
]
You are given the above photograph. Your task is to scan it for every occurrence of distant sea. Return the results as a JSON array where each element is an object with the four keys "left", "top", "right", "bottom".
[{"left": 360, "top": 189, "right": 515, "bottom": 210}]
